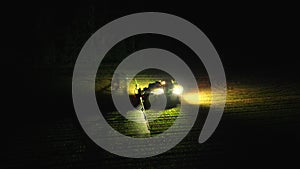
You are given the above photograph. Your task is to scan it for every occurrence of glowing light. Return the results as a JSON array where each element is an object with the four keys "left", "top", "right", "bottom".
[
  {"left": 183, "top": 91, "right": 212, "bottom": 105},
  {"left": 172, "top": 85, "right": 183, "bottom": 95},
  {"left": 161, "top": 81, "right": 166, "bottom": 85},
  {"left": 151, "top": 88, "right": 164, "bottom": 95}
]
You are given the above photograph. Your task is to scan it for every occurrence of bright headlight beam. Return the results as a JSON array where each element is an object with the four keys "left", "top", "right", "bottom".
[
  {"left": 172, "top": 85, "right": 183, "bottom": 95},
  {"left": 151, "top": 88, "right": 164, "bottom": 95}
]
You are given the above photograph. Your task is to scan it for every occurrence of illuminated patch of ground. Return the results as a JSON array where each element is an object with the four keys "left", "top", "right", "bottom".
[{"left": 105, "top": 107, "right": 180, "bottom": 137}]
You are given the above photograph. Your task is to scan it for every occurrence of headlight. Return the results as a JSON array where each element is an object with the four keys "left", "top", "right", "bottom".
[
  {"left": 151, "top": 88, "right": 164, "bottom": 95},
  {"left": 172, "top": 85, "right": 183, "bottom": 95}
]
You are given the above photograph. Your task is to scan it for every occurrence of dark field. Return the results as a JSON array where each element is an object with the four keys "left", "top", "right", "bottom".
[{"left": 6, "top": 67, "right": 300, "bottom": 169}]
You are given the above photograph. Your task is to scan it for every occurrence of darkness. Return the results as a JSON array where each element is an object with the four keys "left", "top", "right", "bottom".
[
  {"left": 4, "top": 2, "right": 299, "bottom": 75},
  {"left": 2, "top": 1, "right": 299, "bottom": 168}
]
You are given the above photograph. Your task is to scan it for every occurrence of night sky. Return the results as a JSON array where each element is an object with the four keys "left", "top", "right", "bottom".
[{"left": 3, "top": 1, "right": 298, "bottom": 75}]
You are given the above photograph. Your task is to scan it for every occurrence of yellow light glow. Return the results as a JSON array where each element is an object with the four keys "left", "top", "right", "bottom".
[
  {"left": 172, "top": 85, "right": 183, "bottom": 95},
  {"left": 182, "top": 91, "right": 212, "bottom": 105}
]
